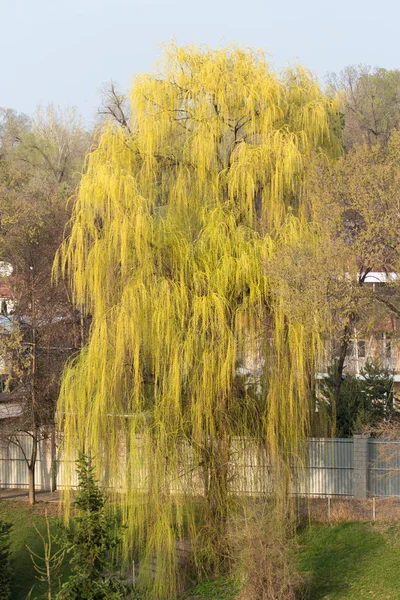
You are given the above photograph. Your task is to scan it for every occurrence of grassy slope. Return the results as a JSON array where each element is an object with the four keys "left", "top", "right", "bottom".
[
  {"left": 298, "top": 521, "right": 400, "bottom": 600},
  {"left": 187, "top": 522, "right": 400, "bottom": 600},
  {"left": 2, "top": 500, "right": 400, "bottom": 600},
  {"left": 0, "top": 501, "right": 68, "bottom": 600}
]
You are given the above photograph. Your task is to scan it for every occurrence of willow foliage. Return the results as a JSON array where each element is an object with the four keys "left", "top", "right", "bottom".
[{"left": 56, "top": 44, "right": 340, "bottom": 598}]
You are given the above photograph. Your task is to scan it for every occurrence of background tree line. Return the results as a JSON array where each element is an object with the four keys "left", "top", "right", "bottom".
[
  {"left": 0, "top": 105, "right": 91, "bottom": 502},
  {"left": 2, "top": 63, "right": 400, "bottom": 499}
]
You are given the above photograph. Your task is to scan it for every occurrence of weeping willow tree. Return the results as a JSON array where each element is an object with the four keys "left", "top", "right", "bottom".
[{"left": 56, "top": 44, "right": 340, "bottom": 598}]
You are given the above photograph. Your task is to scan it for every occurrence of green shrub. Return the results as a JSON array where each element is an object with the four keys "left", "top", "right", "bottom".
[{"left": 57, "top": 453, "right": 130, "bottom": 600}]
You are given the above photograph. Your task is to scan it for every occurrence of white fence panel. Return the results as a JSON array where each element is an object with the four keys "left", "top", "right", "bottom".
[
  {"left": 4, "top": 434, "right": 400, "bottom": 498},
  {"left": 0, "top": 434, "right": 52, "bottom": 490}
]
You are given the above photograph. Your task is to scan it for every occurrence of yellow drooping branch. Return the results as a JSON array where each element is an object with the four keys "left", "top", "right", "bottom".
[{"left": 56, "top": 43, "right": 340, "bottom": 598}]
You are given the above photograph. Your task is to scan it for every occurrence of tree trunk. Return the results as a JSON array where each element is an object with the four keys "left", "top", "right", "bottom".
[
  {"left": 50, "top": 426, "right": 57, "bottom": 492},
  {"left": 29, "top": 267, "right": 38, "bottom": 505},
  {"left": 334, "top": 336, "right": 349, "bottom": 418},
  {"left": 28, "top": 465, "right": 36, "bottom": 504},
  {"left": 333, "top": 271, "right": 370, "bottom": 426},
  {"left": 204, "top": 431, "right": 230, "bottom": 545}
]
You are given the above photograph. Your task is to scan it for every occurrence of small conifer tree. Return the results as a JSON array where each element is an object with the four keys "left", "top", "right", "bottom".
[{"left": 57, "top": 453, "right": 129, "bottom": 600}]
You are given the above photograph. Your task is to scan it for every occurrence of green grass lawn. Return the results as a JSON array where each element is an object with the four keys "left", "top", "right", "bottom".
[
  {"left": 2, "top": 499, "right": 400, "bottom": 600},
  {"left": 187, "top": 521, "right": 400, "bottom": 600},
  {"left": 298, "top": 521, "right": 400, "bottom": 599}
]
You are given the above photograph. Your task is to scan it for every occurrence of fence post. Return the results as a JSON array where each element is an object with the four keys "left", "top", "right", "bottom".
[
  {"left": 353, "top": 432, "right": 370, "bottom": 498},
  {"left": 40, "top": 436, "right": 52, "bottom": 493}
]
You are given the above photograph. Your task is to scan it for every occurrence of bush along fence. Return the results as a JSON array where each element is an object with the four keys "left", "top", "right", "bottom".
[{"left": 1, "top": 432, "right": 400, "bottom": 498}]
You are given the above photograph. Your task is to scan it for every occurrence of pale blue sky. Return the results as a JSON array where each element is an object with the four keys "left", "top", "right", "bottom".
[{"left": 1, "top": 0, "right": 399, "bottom": 124}]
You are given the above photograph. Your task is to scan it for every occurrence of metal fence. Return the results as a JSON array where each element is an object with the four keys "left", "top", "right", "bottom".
[
  {"left": 369, "top": 439, "right": 400, "bottom": 496},
  {"left": 3, "top": 434, "right": 400, "bottom": 497},
  {"left": 300, "top": 438, "right": 354, "bottom": 497},
  {"left": 0, "top": 434, "right": 52, "bottom": 490}
]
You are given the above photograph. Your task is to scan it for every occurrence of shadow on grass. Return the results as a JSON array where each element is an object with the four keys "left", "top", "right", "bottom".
[
  {"left": 0, "top": 502, "right": 68, "bottom": 600},
  {"left": 299, "top": 522, "right": 385, "bottom": 599}
]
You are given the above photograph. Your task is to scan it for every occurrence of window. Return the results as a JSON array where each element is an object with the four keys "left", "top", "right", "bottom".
[
  {"left": 357, "top": 340, "right": 366, "bottom": 359},
  {"left": 385, "top": 338, "right": 392, "bottom": 360},
  {"left": 345, "top": 340, "right": 366, "bottom": 358}
]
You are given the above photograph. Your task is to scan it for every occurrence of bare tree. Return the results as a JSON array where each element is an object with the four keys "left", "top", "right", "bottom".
[
  {"left": 0, "top": 106, "right": 90, "bottom": 502},
  {"left": 328, "top": 65, "right": 400, "bottom": 149},
  {"left": 309, "top": 129, "right": 400, "bottom": 428},
  {"left": 97, "top": 82, "right": 131, "bottom": 132}
]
